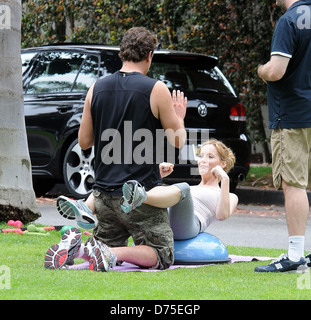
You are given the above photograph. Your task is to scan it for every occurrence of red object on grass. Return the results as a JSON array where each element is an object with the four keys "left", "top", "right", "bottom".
[{"left": 7, "top": 220, "right": 23, "bottom": 228}]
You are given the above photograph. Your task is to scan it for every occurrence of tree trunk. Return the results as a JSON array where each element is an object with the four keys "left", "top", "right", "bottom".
[{"left": 0, "top": 0, "right": 40, "bottom": 223}]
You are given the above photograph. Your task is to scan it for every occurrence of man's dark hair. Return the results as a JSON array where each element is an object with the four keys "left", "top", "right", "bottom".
[{"left": 119, "top": 27, "right": 158, "bottom": 63}]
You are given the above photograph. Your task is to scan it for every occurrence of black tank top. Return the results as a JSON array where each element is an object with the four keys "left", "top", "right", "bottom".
[{"left": 90, "top": 71, "right": 162, "bottom": 194}]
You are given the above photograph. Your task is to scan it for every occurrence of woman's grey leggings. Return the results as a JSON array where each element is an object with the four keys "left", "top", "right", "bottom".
[{"left": 168, "top": 182, "right": 201, "bottom": 240}]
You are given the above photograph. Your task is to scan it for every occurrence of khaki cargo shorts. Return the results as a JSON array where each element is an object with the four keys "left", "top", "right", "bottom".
[
  {"left": 271, "top": 127, "right": 311, "bottom": 190},
  {"left": 92, "top": 189, "right": 174, "bottom": 270}
]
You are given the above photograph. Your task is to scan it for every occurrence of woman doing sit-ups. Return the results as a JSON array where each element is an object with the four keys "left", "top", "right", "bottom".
[{"left": 56, "top": 139, "right": 238, "bottom": 240}]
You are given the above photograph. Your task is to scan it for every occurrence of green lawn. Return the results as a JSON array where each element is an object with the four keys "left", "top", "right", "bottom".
[
  {"left": 0, "top": 224, "right": 310, "bottom": 300},
  {"left": 241, "top": 165, "right": 273, "bottom": 188}
]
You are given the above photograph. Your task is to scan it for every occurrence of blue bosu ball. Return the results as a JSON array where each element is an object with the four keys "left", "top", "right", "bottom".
[{"left": 173, "top": 232, "right": 230, "bottom": 265}]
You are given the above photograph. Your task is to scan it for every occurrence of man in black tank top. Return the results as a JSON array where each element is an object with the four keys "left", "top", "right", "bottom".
[{"left": 79, "top": 27, "right": 187, "bottom": 270}]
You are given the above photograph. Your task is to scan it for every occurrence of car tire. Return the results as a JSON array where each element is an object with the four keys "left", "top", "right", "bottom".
[{"left": 63, "top": 138, "right": 95, "bottom": 199}]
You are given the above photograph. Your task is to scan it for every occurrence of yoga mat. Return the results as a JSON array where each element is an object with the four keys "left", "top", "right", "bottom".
[{"left": 67, "top": 255, "right": 274, "bottom": 272}]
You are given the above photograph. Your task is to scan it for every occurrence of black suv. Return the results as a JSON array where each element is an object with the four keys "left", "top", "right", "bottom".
[{"left": 22, "top": 44, "right": 251, "bottom": 198}]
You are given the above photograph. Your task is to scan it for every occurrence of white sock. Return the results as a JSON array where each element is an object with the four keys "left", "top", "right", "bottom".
[{"left": 288, "top": 236, "right": 305, "bottom": 262}]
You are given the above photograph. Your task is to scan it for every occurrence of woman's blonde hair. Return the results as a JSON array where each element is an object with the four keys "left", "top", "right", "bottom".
[{"left": 198, "top": 139, "right": 236, "bottom": 173}]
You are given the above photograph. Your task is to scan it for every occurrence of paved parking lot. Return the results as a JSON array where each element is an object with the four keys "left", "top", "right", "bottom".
[{"left": 208, "top": 206, "right": 311, "bottom": 250}]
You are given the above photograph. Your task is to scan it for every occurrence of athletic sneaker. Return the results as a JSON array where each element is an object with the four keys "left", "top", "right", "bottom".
[
  {"left": 44, "top": 227, "right": 81, "bottom": 269},
  {"left": 254, "top": 253, "right": 308, "bottom": 273},
  {"left": 305, "top": 253, "right": 311, "bottom": 267},
  {"left": 121, "top": 180, "right": 147, "bottom": 213},
  {"left": 84, "top": 237, "right": 117, "bottom": 272},
  {"left": 57, "top": 195, "right": 96, "bottom": 229}
]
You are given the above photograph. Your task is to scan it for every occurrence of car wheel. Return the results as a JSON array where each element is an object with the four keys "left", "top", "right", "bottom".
[{"left": 63, "top": 138, "right": 95, "bottom": 199}]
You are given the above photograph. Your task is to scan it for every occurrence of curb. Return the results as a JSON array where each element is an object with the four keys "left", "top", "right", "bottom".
[{"left": 235, "top": 186, "right": 311, "bottom": 205}]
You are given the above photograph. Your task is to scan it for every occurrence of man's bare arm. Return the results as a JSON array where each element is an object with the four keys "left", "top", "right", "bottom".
[
  {"left": 150, "top": 81, "right": 187, "bottom": 148},
  {"left": 258, "top": 55, "right": 290, "bottom": 83},
  {"left": 78, "top": 84, "right": 95, "bottom": 150}
]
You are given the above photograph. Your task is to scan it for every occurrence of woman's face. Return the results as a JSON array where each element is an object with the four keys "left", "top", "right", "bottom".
[{"left": 197, "top": 144, "right": 222, "bottom": 176}]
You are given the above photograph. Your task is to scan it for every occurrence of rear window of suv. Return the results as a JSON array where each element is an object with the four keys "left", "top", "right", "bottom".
[{"left": 149, "top": 55, "right": 236, "bottom": 96}]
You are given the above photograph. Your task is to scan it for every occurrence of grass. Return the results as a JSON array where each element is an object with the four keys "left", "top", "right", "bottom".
[
  {"left": 241, "top": 165, "right": 273, "bottom": 188},
  {"left": 0, "top": 223, "right": 310, "bottom": 300}
]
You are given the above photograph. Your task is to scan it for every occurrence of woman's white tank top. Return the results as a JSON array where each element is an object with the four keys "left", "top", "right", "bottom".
[{"left": 190, "top": 185, "right": 221, "bottom": 231}]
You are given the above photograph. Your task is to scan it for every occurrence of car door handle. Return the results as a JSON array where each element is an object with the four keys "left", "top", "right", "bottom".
[{"left": 57, "top": 105, "right": 73, "bottom": 112}]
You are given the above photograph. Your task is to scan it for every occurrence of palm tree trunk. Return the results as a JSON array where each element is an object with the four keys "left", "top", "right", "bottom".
[{"left": 0, "top": 0, "right": 40, "bottom": 223}]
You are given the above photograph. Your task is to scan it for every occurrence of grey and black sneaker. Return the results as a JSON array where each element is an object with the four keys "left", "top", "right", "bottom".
[
  {"left": 121, "top": 180, "right": 147, "bottom": 213},
  {"left": 44, "top": 227, "right": 81, "bottom": 269},
  {"left": 84, "top": 237, "right": 117, "bottom": 272},
  {"left": 254, "top": 253, "right": 308, "bottom": 273},
  {"left": 305, "top": 253, "right": 311, "bottom": 267},
  {"left": 57, "top": 195, "right": 96, "bottom": 229}
]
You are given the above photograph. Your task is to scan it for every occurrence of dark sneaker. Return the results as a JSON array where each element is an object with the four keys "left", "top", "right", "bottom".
[
  {"left": 305, "top": 253, "right": 311, "bottom": 267},
  {"left": 57, "top": 195, "right": 96, "bottom": 229},
  {"left": 254, "top": 253, "right": 308, "bottom": 273},
  {"left": 121, "top": 180, "right": 147, "bottom": 213},
  {"left": 44, "top": 227, "right": 81, "bottom": 269},
  {"left": 84, "top": 237, "right": 117, "bottom": 272}
]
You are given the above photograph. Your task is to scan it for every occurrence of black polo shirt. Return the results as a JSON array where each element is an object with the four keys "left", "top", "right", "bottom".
[{"left": 267, "top": 1, "right": 311, "bottom": 129}]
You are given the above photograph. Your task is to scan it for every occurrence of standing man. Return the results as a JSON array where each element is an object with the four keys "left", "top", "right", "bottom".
[
  {"left": 255, "top": 0, "right": 311, "bottom": 272},
  {"left": 79, "top": 27, "right": 186, "bottom": 271}
]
